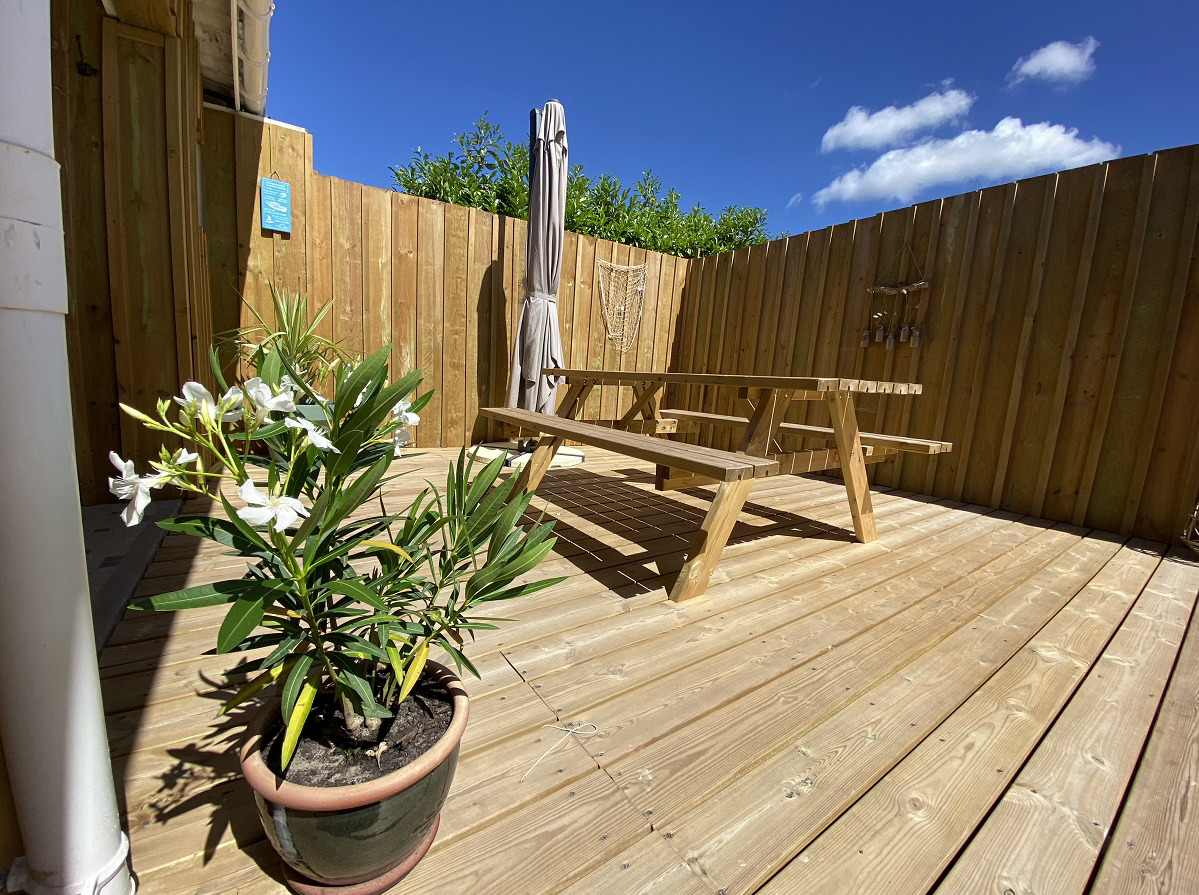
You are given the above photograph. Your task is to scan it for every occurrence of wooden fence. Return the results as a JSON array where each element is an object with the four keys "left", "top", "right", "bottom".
[
  {"left": 56, "top": 0, "right": 211, "bottom": 505},
  {"left": 72, "top": 86, "right": 1199, "bottom": 543},
  {"left": 671, "top": 145, "right": 1199, "bottom": 543},
  {"left": 199, "top": 110, "right": 692, "bottom": 448}
]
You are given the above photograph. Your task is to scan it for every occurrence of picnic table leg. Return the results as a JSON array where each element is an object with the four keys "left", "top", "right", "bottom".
[
  {"left": 509, "top": 380, "right": 591, "bottom": 495},
  {"left": 826, "top": 390, "right": 878, "bottom": 543},
  {"left": 510, "top": 436, "right": 564, "bottom": 494},
  {"left": 669, "top": 478, "right": 753, "bottom": 602}
]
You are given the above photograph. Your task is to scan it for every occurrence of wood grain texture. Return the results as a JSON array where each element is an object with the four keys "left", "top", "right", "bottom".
[
  {"left": 934, "top": 547, "right": 1198, "bottom": 895},
  {"left": 759, "top": 541, "right": 1163, "bottom": 895}
]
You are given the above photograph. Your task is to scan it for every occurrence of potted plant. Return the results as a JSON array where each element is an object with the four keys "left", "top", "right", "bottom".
[{"left": 109, "top": 344, "right": 562, "bottom": 894}]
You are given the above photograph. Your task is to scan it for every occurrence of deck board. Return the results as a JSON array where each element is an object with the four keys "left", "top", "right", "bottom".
[{"left": 97, "top": 448, "right": 1199, "bottom": 895}]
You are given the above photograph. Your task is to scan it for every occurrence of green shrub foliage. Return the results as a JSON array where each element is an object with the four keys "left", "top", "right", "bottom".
[{"left": 391, "top": 113, "right": 779, "bottom": 258}]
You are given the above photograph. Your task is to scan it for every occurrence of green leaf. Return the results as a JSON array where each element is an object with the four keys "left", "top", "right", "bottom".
[
  {"left": 217, "top": 594, "right": 266, "bottom": 653},
  {"left": 324, "top": 578, "right": 387, "bottom": 611},
  {"left": 325, "top": 632, "right": 390, "bottom": 662},
  {"left": 281, "top": 654, "right": 314, "bottom": 723},
  {"left": 281, "top": 672, "right": 319, "bottom": 769},
  {"left": 329, "top": 652, "right": 380, "bottom": 713},
  {"left": 130, "top": 578, "right": 272, "bottom": 612},
  {"left": 397, "top": 642, "right": 429, "bottom": 702},
  {"left": 157, "top": 515, "right": 270, "bottom": 556},
  {"left": 335, "top": 348, "right": 390, "bottom": 421},
  {"left": 222, "top": 657, "right": 297, "bottom": 715},
  {"left": 256, "top": 634, "right": 303, "bottom": 671}
]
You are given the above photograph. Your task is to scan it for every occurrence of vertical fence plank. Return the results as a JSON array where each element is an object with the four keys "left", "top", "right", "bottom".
[
  {"left": 486, "top": 213, "right": 506, "bottom": 439},
  {"left": 653, "top": 253, "right": 677, "bottom": 374},
  {"left": 570, "top": 233, "right": 596, "bottom": 376},
  {"left": 1073, "top": 154, "right": 1157, "bottom": 526},
  {"left": 772, "top": 234, "right": 808, "bottom": 379},
  {"left": 556, "top": 231, "right": 579, "bottom": 392},
  {"left": 1116, "top": 148, "right": 1199, "bottom": 533},
  {"left": 390, "top": 193, "right": 418, "bottom": 384},
  {"left": 882, "top": 199, "right": 941, "bottom": 489},
  {"left": 753, "top": 239, "right": 786, "bottom": 378},
  {"left": 922, "top": 191, "right": 980, "bottom": 495},
  {"left": 1030, "top": 164, "right": 1107, "bottom": 517},
  {"left": 951, "top": 182, "right": 1017, "bottom": 501},
  {"left": 442, "top": 203, "right": 469, "bottom": 446},
  {"left": 306, "top": 174, "right": 333, "bottom": 348},
  {"left": 236, "top": 116, "right": 274, "bottom": 335},
  {"left": 990, "top": 173, "right": 1058, "bottom": 507},
  {"left": 330, "top": 178, "right": 364, "bottom": 359},
  {"left": 270, "top": 124, "right": 308, "bottom": 296},
  {"left": 636, "top": 248, "right": 663, "bottom": 376},
  {"left": 467, "top": 208, "right": 493, "bottom": 442},
  {"left": 417, "top": 199, "right": 446, "bottom": 447},
  {"left": 1158, "top": 237, "right": 1199, "bottom": 541},
  {"left": 1047, "top": 156, "right": 1145, "bottom": 523},
  {"left": 361, "top": 186, "right": 392, "bottom": 362}
]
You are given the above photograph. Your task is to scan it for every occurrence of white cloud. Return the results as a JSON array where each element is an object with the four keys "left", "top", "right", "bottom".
[
  {"left": 812, "top": 117, "right": 1118, "bottom": 208},
  {"left": 787, "top": 192, "right": 804, "bottom": 209},
  {"left": 1009, "top": 37, "right": 1099, "bottom": 85},
  {"left": 821, "top": 87, "right": 975, "bottom": 153}
]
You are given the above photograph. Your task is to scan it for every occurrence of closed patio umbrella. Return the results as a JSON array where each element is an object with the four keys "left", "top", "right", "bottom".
[{"left": 507, "top": 99, "right": 568, "bottom": 414}]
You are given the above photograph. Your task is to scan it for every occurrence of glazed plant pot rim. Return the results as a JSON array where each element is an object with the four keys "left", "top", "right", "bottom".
[{"left": 239, "top": 660, "right": 469, "bottom": 812}]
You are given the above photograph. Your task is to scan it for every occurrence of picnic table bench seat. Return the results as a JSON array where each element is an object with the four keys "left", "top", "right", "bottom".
[
  {"left": 479, "top": 407, "right": 779, "bottom": 482},
  {"left": 479, "top": 405, "right": 776, "bottom": 602},
  {"left": 659, "top": 408, "right": 954, "bottom": 455}
]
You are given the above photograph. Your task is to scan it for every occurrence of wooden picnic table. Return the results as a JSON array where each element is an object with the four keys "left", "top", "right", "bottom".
[{"left": 481, "top": 369, "right": 949, "bottom": 602}]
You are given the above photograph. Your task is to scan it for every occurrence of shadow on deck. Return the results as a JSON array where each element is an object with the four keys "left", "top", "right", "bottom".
[{"left": 96, "top": 448, "right": 1199, "bottom": 894}]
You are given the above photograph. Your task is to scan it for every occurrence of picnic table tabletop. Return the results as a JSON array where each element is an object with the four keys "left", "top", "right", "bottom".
[{"left": 544, "top": 368, "right": 923, "bottom": 395}]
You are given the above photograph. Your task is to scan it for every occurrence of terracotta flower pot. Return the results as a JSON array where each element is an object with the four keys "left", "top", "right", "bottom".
[{"left": 239, "top": 663, "right": 469, "bottom": 895}]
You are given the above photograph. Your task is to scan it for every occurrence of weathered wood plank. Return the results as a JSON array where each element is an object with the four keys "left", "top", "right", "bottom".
[
  {"left": 934, "top": 547, "right": 1198, "bottom": 895},
  {"left": 1090, "top": 552, "right": 1199, "bottom": 895},
  {"left": 761, "top": 541, "right": 1163, "bottom": 895}
]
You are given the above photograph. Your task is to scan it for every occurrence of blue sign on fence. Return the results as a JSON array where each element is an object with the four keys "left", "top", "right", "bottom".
[{"left": 261, "top": 178, "right": 292, "bottom": 233}]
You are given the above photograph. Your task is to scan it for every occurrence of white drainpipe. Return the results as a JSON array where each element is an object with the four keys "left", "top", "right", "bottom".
[
  {"left": 0, "top": 3, "right": 135, "bottom": 894},
  {"left": 237, "top": 0, "right": 273, "bottom": 115}
]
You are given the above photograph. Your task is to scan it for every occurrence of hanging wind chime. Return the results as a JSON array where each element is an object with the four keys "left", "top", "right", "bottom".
[{"left": 862, "top": 243, "right": 930, "bottom": 351}]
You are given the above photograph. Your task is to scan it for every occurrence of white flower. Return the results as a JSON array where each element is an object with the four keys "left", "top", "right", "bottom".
[
  {"left": 393, "top": 399, "right": 420, "bottom": 427},
  {"left": 236, "top": 480, "right": 309, "bottom": 532},
  {"left": 245, "top": 377, "right": 297, "bottom": 424},
  {"left": 108, "top": 452, "right": 168, "bottom": 526},
  {"left": 174, "top": 382, "right": 244, "bottom": 426},
  {"left": 393, "top": 428, "right": 412, "bottom": 457},
  {"left": 279, "top": 374, "right": 300, "bottom": 393},
  {"left": 172, "top": 448, "right": 199, "bottom": 466},
  {"left": 285, "top": 416, "right": 340, "bottom": 453}
]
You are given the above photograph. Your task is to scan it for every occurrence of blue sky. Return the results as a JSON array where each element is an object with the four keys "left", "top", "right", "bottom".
[{"left": 267, "top": 0, "right": 1198, "bottom": 237}]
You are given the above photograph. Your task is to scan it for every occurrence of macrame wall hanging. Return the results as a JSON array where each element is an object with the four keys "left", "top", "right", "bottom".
[
  {"left": 597, "top": 259, "right": 647, "bottom": 353},
  {"left": 862, "top": 243, "right": 930, "bottom": 350}
]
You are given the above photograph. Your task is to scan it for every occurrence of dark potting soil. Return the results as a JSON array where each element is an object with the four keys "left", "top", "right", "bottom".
[{"left": 260, "top": 677, "right": 454, "bottom": 787}]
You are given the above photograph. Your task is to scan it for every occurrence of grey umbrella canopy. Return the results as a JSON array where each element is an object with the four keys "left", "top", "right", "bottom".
[{"left": 507, "top": 100, "right": 568, "bottom": 413}]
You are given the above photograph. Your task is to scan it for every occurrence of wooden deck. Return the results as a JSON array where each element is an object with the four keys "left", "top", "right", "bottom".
[{"left": 100, "top": 448, "right": 1199, "bottom": 895}]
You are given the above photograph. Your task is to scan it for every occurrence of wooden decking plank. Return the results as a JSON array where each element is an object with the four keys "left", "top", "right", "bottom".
[
  {"left": 132, "top": 835, "right": 285, "bottom": 894},
  {"left": 106, "top": 451, "right": 1196, "bottom": 895},
  {"left": 1087, "top": 550, "right": 1199, "bottom": 895},
  {"left": 399, "top": 768, "right": 650, "bottom": 894},
  {"left": 599, "top": 518, "right": 1067, "bottom": 826},
  {"left": 499, "top": 496, "right": 948, "bottom": 682},
  {"left": 436, "top": 724, "right": 601, "bottom": 847},
  {"left": 554, "top": 831, "right": 716, "bottom": 895},
  {"left": 759, "top": 540, "right": 1165, "bottom": 895},
  {"left": 467, "top": 493, "right": 904, "bottom": 665},
  {"left": 663, "top": 528, "right": 1120, "bottom": 895},
  {"left": 934, "top": 548, "right": 1199, "bottom": 895},
  {"left": 517, "top": 503, "right": 991, "bottom": 714}
]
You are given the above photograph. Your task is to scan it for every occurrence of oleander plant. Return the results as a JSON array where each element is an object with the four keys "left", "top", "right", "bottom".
[{"left": 110, "top": 344, "right": 561, "bottom": 769}]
